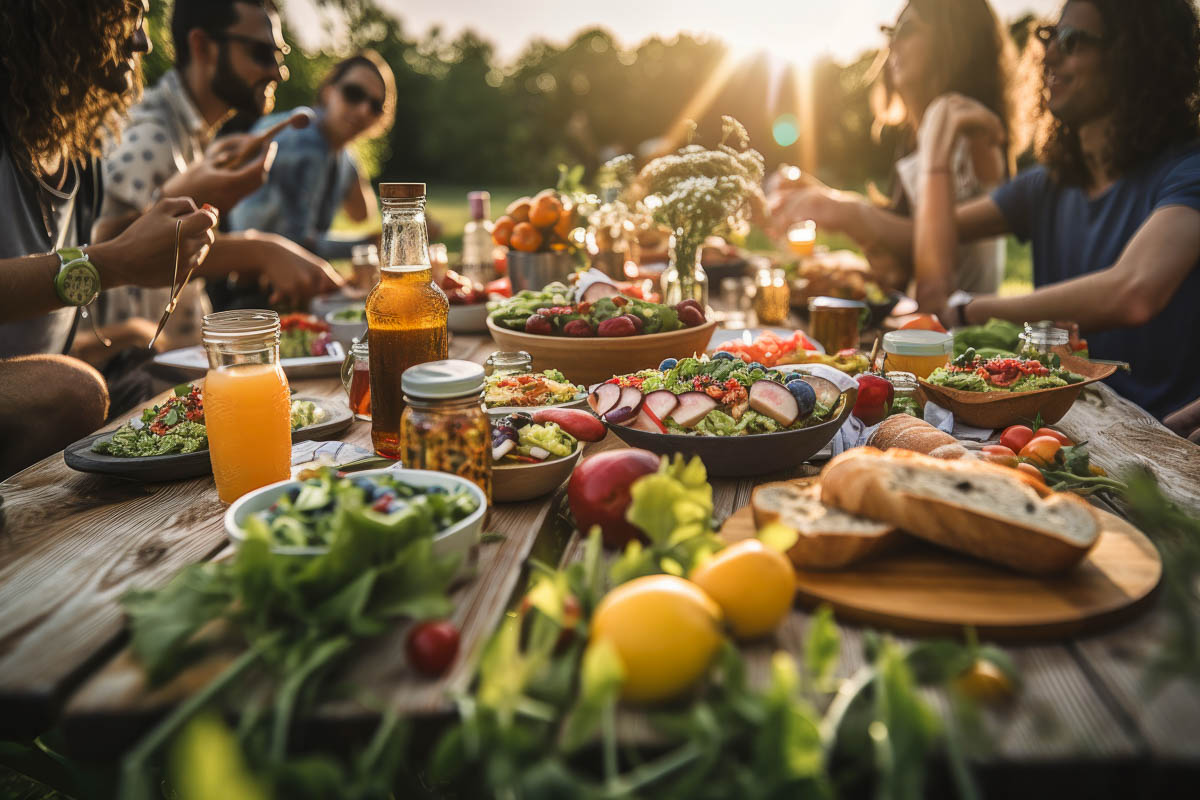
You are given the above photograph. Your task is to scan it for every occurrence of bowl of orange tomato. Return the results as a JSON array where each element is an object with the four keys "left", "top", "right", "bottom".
[{"left": 493, "top": 190, "right": 583, "bottom": 293}]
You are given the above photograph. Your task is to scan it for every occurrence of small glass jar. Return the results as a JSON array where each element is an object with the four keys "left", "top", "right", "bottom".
[
  {"left": 885, "top": 370, "right": 922, "bottom": 412},
  {"left": 753, "top": 267, "right": 791, "bottom": 325},
  {"left": 808, "top": 296, "right": 866, "bottom": 353},
  {"left": 786, "top": 219, "right": 816, "bottom": 257},
  {"left": 882, "top": 329, "right": 954, "bottom": 379},
  {"left": 340, "top": 338, "right": 371, "bottom": 421},
  {"left": 351, "top": 244, "right": 380, "bottom": 291},
  {"left": 1019, "top": 321, "right": 1070, "bottom": 360},
  {"left": 400, "top": 360, "right": 492, "bottom": 501},
  {"left": 484, "top": 350, "right": 533, "bottom": 377},
  {"left": 202, "top": 310, "right": 292, "bottom": 503}
]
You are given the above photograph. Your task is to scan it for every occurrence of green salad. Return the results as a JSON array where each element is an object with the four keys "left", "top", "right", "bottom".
[
  {"left": 487, "top": 282, "right": 691, "bottom": 335},
  {"left": 926, "top": 348, "right": 1087, "bottom": 393},
  {"left": 484, "top": 369, "right": 582, "bottom": 408},
  {"left": 244, "top": 468, "right": 480, "bottom": 549}
]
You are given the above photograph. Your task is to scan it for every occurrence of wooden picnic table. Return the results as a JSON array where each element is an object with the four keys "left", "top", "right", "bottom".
[{"left": 1, "top": 329, "right": 1199, "bottom": 792}]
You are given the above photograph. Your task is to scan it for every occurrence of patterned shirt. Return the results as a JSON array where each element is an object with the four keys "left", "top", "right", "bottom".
[
  {"left": 228, "top": 108, "right": 371, "bottom": 260},
  {"left": 97, "top": 69, "right": 218, "bottom": 346}
]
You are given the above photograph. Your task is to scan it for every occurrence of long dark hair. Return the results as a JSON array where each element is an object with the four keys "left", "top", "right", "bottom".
[
  {"left": 0, "top": 0, "right": 142, "bottom": 168},
  {"left": 1036, "top": 0, "right": 1200, "bottom": 186},
  {"left": 318, "top": 50, "right": 397, "bottom": 139}
]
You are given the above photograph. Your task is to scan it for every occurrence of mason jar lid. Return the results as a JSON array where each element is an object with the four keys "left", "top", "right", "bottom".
[
  {"left": 379, "top": 182, "right": 426, "bottom": 199},
  {"left": 882, "top": 329, "right": 953, "bottom": 356},
  {"left": 402, "top": 359, "right": 484, "bottom": 399},
  {"left": 202, "top": 309, "right": 279, "bottom": 346},
  {"left": 808, "top": 296, "right": 867, "bottom": 311}
]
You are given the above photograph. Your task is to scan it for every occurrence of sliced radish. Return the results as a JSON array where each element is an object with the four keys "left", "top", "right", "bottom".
[
  {"left": 492, "top": 440, "right": 515, "bottom": 460},
  {"left": 528, "top": 446, "right": 550, "bottom": 460},
  {"left": 581, "top": 281, "right": 621, "bottom": 303},
  {"left": 604, "top": 406, "right": 638, "bottom": 425},
  {"left": 800, "top": 375, "right": 841, "bottom": 408},
  {"left": 671, "top": 391, "right": 719, "bottom": 428},
  {"left": 588, "top": 382, "right": 621, "bottom": 416},
  {"left": 749, "top": 380, "right": 800, "bottom": 426},
  {"left": 642, "top": 390, "right": 679, "bottom": 421}
]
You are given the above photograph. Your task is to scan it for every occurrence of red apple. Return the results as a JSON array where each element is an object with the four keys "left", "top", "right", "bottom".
[
  {"left": 853, "top": 374, "right": 894, "bottom": 427},
  {"left": 567, "top": 448, "right": 661, "bottom": 548}
]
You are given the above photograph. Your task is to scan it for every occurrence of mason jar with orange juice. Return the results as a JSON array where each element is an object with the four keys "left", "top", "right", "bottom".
[
  {"left": 882, "top": 329, "right": 954, "bottom": 379},
  {"left": 202, "top": 310, "right": 292, "bottom": 503},
  {"left": 367, "top": 183, "right": 449, "bottom": 459}
]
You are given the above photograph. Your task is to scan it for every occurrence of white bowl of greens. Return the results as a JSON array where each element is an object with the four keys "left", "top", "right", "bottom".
[{"left": 224, "top": 467, "right": 486, "bottom": 558}]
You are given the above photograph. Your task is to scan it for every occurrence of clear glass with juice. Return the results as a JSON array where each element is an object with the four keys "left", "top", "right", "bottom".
[
  {"left": 367, "top": 183, "right": 449, "bottom": 458},
  {"left": 202, "top": 310, "right": 292, "bottom": 503}
]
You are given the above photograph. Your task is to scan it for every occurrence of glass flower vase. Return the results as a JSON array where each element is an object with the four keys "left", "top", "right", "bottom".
[{"left": 660, "top": 235, "right": 708, "bottom": 309}]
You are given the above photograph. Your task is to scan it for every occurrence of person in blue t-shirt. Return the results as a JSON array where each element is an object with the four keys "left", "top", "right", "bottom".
[{"left": 910, "top": 0, "right": 1200, "bottom": 424}]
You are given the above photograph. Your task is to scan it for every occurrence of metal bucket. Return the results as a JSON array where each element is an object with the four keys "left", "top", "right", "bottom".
[{"left": 507, "top": 251, "right": 577, "bottom": 293}]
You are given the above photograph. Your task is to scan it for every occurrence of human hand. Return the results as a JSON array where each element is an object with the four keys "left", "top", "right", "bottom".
[
  {"left": 767, "top": 184, "right": 852, "bottom": 238},
  {"left": 920, "top": 93, "right": 1006, "bottom": 181},
  {"left": 90, "top": 197, "right": 218, "bottom": 288},
  {"left": 159, "top": 138, "right": 278, "bottom": 214},
  {"left": 256, "top": 233, "right": 345, "bottom": 307}
]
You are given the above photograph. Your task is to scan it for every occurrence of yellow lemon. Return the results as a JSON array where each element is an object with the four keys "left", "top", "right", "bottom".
[
  {"left": 689, "top": 539, "right": 796, "bottom": 639},
  {"left": 590, "top": 574, "right": 723, "bottom": 703}
]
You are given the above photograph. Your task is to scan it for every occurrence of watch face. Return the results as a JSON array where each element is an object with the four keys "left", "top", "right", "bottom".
[{"left": 60, "top": 263, "right": 100, "bottom": 305}]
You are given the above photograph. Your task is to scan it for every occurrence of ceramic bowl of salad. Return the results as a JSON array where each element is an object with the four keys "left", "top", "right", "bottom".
[
  {"left": 490, "top": 413, "right": 584, "bottom": 502},
  {"left": 918, "top": 348, "right": 1117, "bottom": 428},
  {"left": 484, "top": 369, "right": 587, "bottom": 420},
  {"left": 324, "top": 305, "right": 366, "bottom": 350},
  {"left": 485, "top": 277, "right": 717, "bottom": 387},
  {"left": 590, "top": 355, "right": 857, "bottom": 477},
  {"left": 224, "top": 467, "right": 487, "bottom": 558}
]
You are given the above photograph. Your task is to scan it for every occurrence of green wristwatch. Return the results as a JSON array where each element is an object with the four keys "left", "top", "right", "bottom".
[{"left": 54, "top": 246, "right": 101, "bottom": 306}]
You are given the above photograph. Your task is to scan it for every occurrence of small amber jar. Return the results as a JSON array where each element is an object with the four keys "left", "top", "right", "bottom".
[
  {"left": 808, "top": 296, "right": 866, "bottom": 353},
  {"left": 400, "top": 360, "right": 492, "bottom": 501}
]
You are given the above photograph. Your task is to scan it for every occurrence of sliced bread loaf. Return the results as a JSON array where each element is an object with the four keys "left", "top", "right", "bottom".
[
  {"left": 752, "top": 481, "right": 900, "bottom": 570},
  {"left": 819, "top": 448, "right": 1100, "bottom": 574}
]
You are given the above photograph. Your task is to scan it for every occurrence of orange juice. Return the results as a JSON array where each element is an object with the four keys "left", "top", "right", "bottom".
[
  {"left": 882, "top": 330, "right": 954, "bottom": 380},
  {"left": 205, "top": 363, "right": 291, "bottom": 503}
]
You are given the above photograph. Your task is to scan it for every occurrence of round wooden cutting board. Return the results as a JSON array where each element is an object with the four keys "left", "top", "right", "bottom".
[{"left": 720, "top": 483, "right": 1162, "bottom": 641}]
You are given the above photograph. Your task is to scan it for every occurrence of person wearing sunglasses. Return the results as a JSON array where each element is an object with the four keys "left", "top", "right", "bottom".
[
  {"left": 90, "top": 0, "right": 343, "bottom": 357},
  {"left": 906, "top": 0, "right": 1200, "bottom": 425},
  {"left": 228, "top": 51, "right": 403, "bottom": 263},
  {"left": 770, "top": 0, "right": 1019, "bottom": 310}
]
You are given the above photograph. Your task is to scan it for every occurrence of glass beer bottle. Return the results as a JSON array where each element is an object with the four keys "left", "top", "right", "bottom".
[{"left": 367, "top": 183, "right": 449, "bottom": 458}]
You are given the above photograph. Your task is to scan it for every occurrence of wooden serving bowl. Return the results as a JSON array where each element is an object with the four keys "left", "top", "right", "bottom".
[
  {"left": 918, "top": 351, "right": 1118, "bottom": 429},
  {"left": 492, "top": 444, "right": 583, "bottom": 503},
  {"left": 486, "top": 317, "right": 719, "bottom": 388}
]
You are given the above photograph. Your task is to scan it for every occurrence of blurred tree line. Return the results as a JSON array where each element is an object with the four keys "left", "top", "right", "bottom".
[{"left": 142, "top": 1, "right": 1037, "bottom": 193}]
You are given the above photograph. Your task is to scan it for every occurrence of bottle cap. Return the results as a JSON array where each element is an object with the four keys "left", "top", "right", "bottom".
[
  {"left": 380, "top": 182, "right": 426, "bottom": 199},
  {"left": 402, "top": 359, "right": 485, "bottom": 399},
  {"left": 468, "top": 191, "right": 491, "bottom": 221}
]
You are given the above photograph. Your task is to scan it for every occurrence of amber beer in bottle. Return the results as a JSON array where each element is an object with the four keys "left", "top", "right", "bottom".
[{"left": 367, "top": 183, "right": 449, "bottom": 458}]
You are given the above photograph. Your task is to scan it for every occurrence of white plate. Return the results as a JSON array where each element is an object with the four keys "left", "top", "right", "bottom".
[
  {"left": 154, "top": 341, "right": 346, "bottom": 380},
  {"left": 224, "top": 467, "right": 486, "bottom": 558},
  {"left": 708, "top": 327, "right": 826, "bottom": 355}
]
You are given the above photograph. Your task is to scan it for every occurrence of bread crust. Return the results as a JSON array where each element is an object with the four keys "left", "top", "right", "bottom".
[
  {"left": 752, "top": 482, "right": 899, "bottom": 570},
  {"left": 819, "top": 448, "right": 1099, "bottom": 574},
  {"left": 867, "top": 415, "right": 958, "bottom": 455}
]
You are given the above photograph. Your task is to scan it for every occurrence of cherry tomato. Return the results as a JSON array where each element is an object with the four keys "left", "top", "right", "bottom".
[
  {"left": 406, "top": 620, "right": 460, "bottom": 677},
  {"left": 980, "top": 444, "right": 1018, "bottom": 467},
  {"left": 1019, "top": 435, "right": 1063, "bottom": 466},
  {"left": 999, "top": 425, "right": 1035, "bottom": 453},
  {"left": 1034, "top": 428, "right": 1073, "bottom": 447},
  {"left": 1015, "top": 462, "right": 1045, "bottom": 484},
  {"left": 953, "top": 659, "right": 1015, "bottom": 705}
]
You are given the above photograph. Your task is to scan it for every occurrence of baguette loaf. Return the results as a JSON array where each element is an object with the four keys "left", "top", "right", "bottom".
[
  {"left": 819, "top": 448, "right": 1099, "bottom": 574},
  {"left": 752, "top": 482, "right": 900, "bottom": 569},
  {"left": 868, "top": 415, "right": 964, "bottom": 457}
]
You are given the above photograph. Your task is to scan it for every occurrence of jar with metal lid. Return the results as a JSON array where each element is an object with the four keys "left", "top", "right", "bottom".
[
  {"left": 484, "top": 350, "right": 533, "bottom": 376},
  {"left": 400, "top": 359, "right": 491, "bottom": 501},
  {"left": 1019, "top": 321, "right": 1070, "bottom": 360},
  {"left": 808, "top": 296, "right": 867, "bottom": 354},
  {"left": 882, "top": 329, "right": 954, "bottom": 380},
  {"left": 340, "top": 338, "right": 371, "bottom": 421}
]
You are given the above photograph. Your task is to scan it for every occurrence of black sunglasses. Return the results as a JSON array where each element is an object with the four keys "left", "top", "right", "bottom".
[
  {"left": 212, "top": 32, "right": 289, "bottom": 68},
  {"left": 1035, "top": 24, "right": 1109, "bottom": 55},
  {"left": 339, "top": 82, "right": 385, "bottom": 116}
]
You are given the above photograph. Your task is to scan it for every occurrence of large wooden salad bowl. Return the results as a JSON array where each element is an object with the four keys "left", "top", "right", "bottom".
[
  {"left": 918, "top": 351, "right": 1118, "bottom": 429},
  {"left": 605, "top": 387, "right": 857, "bottom": 478},
  {"left": 486, "top": 317, "right": 718, "bottom": 388}
]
